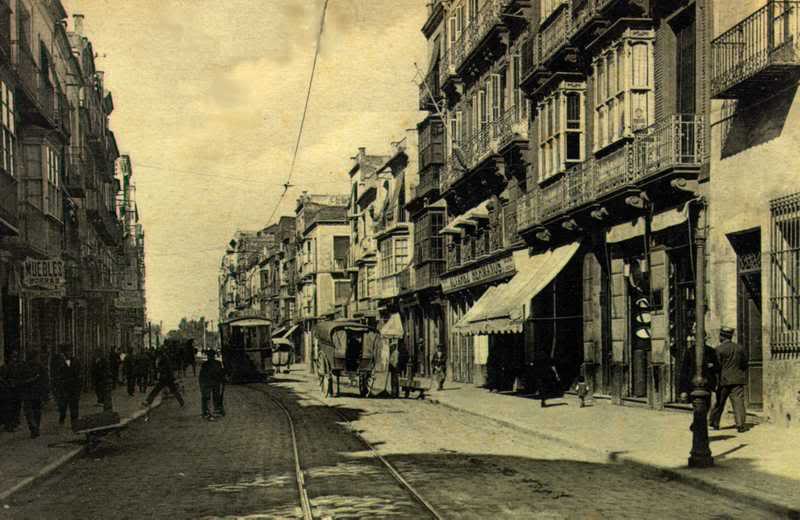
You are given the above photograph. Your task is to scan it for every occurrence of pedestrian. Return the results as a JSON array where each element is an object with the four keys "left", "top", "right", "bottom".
[
  {"left": 109, "top": 349, "right": 121, "bottom": 388},
  {"left": 134, "top": 352, "right": 150, "bottom": 393},
  {"left": 19, "top": 350, "right": 49, "bottom": 439},
  {"left": 679, "top": 333, "right": 719, "bottom": 431},
  {"left": 91, "top": 352, "right": 113, "bottom": 411},
  {"left": 431, "top": 344, "right": 447, "bottom": 391},
  {"left": 187, "top": 341, "right": 197, "bottom": 377},
  {"left": 574, "top": 375, "right": 590, "bottom": 408},
  {"left": 0, "top": 350, "right": 23, "bottom": 432},
  {"left": 123, "top": 349, "right": 136, "bottom": 397},
  {"left": 143, "top": 349, "right": 185, "bottom": 408},
  {"left": 710, "top": 326, "right": 749, "bottom": 432},
  {"left": 388, "top": 343, "right": 400, "bottom": 398},
  {"left": 53, "top": 344, "right": 81, "bottom": 427},
  {"left": 534, "top": 355, "right": 560, "bottom": 408},
  {"left": 199, "top": 350, "right": 225, "bottom": 421}
]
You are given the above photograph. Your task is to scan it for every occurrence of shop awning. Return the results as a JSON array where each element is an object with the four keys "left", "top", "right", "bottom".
[
  {"left": 271, "top": 326, "right": 287, "bottom": 338},
  {"left": 606, "top": 204, "right": 689, "bottom": 244},
  {"left": 379, "top": 313, "right": 404, "bottom": 338},
  {"left": 452, "top": 241, "right": 581, "bottom": 335}
]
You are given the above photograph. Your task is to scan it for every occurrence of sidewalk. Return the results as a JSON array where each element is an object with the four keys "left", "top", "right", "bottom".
[
  {"left": 409, "top": 378, "right": 800, "bottom": 516},
  {"left": 0, "top": 374, "right": 194, "bottom": 501}
]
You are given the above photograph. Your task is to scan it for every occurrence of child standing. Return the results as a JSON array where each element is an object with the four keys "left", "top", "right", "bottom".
[{"left": 575, "top": 376, "right": 590, "bottom": 408}]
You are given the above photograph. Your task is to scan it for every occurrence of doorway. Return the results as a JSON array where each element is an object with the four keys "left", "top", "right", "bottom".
[{"left": 732, "top": 230, "right": 763, "bottom": 410}]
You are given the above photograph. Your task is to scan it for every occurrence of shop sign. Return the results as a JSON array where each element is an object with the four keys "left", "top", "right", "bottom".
[
  {"left": 22, "top": 258, "right": 65, "bottom": 297},
  {"left": 441, "top": 255, "right": 515, "bottom": 293}
]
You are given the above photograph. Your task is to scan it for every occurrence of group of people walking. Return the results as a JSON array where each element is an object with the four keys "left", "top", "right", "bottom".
[{"left": 0, "top": 338, "right": 228, "bottom": 441}]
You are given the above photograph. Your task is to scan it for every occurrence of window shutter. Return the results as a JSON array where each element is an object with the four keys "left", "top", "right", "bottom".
[{"left": 610, "top": 257, "right": 627, "bottom": 364}]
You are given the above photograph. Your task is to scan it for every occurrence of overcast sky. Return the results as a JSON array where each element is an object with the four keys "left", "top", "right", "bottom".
[{"left": 62, "top": 0, "right": 427, "bottom": 330}]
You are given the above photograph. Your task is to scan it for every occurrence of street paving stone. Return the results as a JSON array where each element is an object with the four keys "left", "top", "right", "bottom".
[{"left": 0, "top": 368, "right": 783, "bottom": 519}]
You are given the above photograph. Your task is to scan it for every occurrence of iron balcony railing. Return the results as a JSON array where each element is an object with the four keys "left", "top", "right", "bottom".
[
  {"left": 496, "top": 104, "right": 529, "bottom": 149},
  {"left": 452, "top": 0, "right": 507, "bottom": 71},
  {"left": 517, "top": 114, "right": 705, "bottom": 232},
  {"left": 439, "top": 49, "right": 455, "bottom": 87},
  {"left": 538, "top": 2, "right": 572, "bottom": 65},
  {"left": 711, "top": 0, "right": 800, "bottom": 98},
  {"left": 419, "top": 63, "right": 441, "bottom": 111}
]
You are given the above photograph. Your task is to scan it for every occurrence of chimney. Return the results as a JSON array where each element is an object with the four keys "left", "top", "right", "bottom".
[
  {"left": 73, "top": 14, "right": 84, "bottom": 36},
  {"left": 358, "top": 147, "right": 366, "bottom": 163}
]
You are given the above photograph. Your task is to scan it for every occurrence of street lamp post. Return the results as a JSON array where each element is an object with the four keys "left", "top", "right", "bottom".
[{"left": 689, "top": 198, "right": 713, "bottom": 468}]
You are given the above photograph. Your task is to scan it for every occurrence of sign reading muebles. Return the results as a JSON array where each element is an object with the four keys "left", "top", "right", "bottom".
[
  {"left": 441, "top": 255, "right": 515, "bottom": 293},
  {"left": 23, "top": 258, "right": 65, "bottom": 295}
]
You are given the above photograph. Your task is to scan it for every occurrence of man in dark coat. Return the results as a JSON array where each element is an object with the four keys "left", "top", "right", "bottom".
[
  {"left": 91, "top": 353, "right": 113, "bottom": 411},
  {"left": 109, "top": 349, "right": 121, "bottom": 387},
  {"left": 53, "top": 345, "right": 81, "bottom": 427},
  {"left": 134, "top": 352, "right": 150, "bottom": 393},
  {"left": 0, "top": 350, "right": 23, "bottom": 432},
  {"left": 123, "top": 349, "right": 136, "bottom": 397},
  {"left": 19, "top": 350, "right": 49, "bottom": 438},
  {"left": 143, "top": 350, "right": 185, "bottom": 408},
  {"left": 710, "top": 326, "right": 749, "bottom": 432},
  {"left": 199, "top": 350, "right": 225, "bottom": 420},
  {"left": 679, "top": 336, "right": 719, "bottom": 430}
]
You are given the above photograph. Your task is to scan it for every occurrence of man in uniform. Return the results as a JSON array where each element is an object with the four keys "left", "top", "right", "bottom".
[{"left": 710, "top": 326, "right": 749, "bottom": 432}]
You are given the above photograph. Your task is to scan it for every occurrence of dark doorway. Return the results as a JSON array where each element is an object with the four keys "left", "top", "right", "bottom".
[{"left": 731, "top": 230, "right": 764, "bottom": 410}]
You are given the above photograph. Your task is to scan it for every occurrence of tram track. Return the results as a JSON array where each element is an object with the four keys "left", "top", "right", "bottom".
[{"left": 247, "top": 383, "right": 445, "bottom": 520}]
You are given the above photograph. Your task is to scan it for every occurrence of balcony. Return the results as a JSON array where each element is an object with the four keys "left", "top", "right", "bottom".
[
  {"left": 379, "top": 273, "right": 401, "bottom": 299},
  {"left": 711, "top": 1, "right": 800, "bottom": 99},
  {"left": 517, "top": 114, "right": 705, "bottom": 233},
  {"left": 419, "top": 63, "right": 442, "bottom": 111},
  {"left": 414, "top": 168, "right": 441, "bottom": 202},
  {"left": 453, "top": 0, "right": 510, "bottom": 75},
  {"left": 438, "top": 50, "right": 457, "bottom": 91},
  {"left": 86, "top": 189, "right": 123, "bottom": 245},
  {"left": 12, "top": 42, "right": 57, "bottom": 129},
  {"left": 440, "top": 124, "right": 499, "bottom": 193},
  {"left": 0, "top": 167, "right": 17, "bottom": 235},
  {"left": 65, "top": 161, "right": 85, "bottom": 198},
  {"left": 496, "top": 104, "right": 530, "bottom": 153},
  {"left": 538, "top": 2, "right": 572, "bottom": 67}
]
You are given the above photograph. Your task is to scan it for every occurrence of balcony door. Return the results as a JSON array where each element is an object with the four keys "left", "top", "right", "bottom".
[
  {"left": 675, "top": 10, "right": 696, "bottom": 115},
  {"left": 732, "top": 230, "right": 764, "bottom": 410}
]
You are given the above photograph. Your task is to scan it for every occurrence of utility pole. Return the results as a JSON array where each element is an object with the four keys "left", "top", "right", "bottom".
[{"left": 689, "top": 198, "right": 713, "bottom": 468}]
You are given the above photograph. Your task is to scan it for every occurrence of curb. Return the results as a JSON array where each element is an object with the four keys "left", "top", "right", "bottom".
[
  {"left": 426, "top": 396, "right": 800, "bottom": 519},
  {"left": 0, "top": 396, "right": 164, "bottom": 503}
]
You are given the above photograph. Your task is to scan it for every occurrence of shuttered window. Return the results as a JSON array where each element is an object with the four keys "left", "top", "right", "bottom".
[{"left": 538, "top": 82, "right": 586, "bottom": 181}]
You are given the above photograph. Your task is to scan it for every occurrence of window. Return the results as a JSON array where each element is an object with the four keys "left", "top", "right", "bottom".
[
  {"left": 414, "top": 210, "right": 445, "bottom": 264},
  {"left": 592, "top": 34, "right": 654, "bottom": 151},
  {"left": 395, "top": 238, "right": 409, "bottom": 271},
  {"left": 538, "top": 82, "right": 586, "bottom": 181},
  {"left": 367, "top": 265, "right": 376, "bottom": 297},
  {"left": 45, "top": 145, "right": 61, "bottom": 219},
  {"left": 334, "top": 281, "right": 351, "bottom": 305},
  {"left": 380, "top": 239, "right": 392, "bottom": 277},
  {"left": 0, "top": 80, "right": 14, "bottom": 176},
  {"left": 770, "top": 194, "right": 800, "bottom": 357}
]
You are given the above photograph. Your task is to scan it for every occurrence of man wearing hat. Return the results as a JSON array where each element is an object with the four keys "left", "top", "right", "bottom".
[{"left": 710, "top": 326, "right": 749, "bottom": 432}]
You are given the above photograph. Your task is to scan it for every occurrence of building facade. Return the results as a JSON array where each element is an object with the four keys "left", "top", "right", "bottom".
[{"left": 0, "top": 5, "right": 144, "bottom": 386}]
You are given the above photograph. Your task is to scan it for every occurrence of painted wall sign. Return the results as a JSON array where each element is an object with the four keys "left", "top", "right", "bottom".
[
  {"left": 441, "top": 255, "right": 515, "bottom": 293},
  {"left": 22, "top": 258, "right": 65, "bottom": 297}
]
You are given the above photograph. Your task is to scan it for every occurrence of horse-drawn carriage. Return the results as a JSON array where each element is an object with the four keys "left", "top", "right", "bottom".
[{"left": 313, "top": 320, "right": 381, "bottom": 398}]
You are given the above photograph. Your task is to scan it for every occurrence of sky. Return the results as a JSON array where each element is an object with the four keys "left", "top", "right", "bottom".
[{"left": 61, "top": 0, "right": 428, "bottom": 331}]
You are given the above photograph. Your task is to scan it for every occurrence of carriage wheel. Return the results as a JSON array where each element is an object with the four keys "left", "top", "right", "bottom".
[{"left": 320, "top": 372, "right": 332, "bottom": 398}]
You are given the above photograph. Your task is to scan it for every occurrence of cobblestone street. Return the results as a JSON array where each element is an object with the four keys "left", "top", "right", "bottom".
[{"left": 0, "top": 369, "right": 780, "bottom": 519}]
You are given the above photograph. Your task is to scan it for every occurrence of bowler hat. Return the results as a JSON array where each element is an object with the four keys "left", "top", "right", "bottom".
[{"left": 720, "top": 326, "right": 735, "bottom": 337}]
